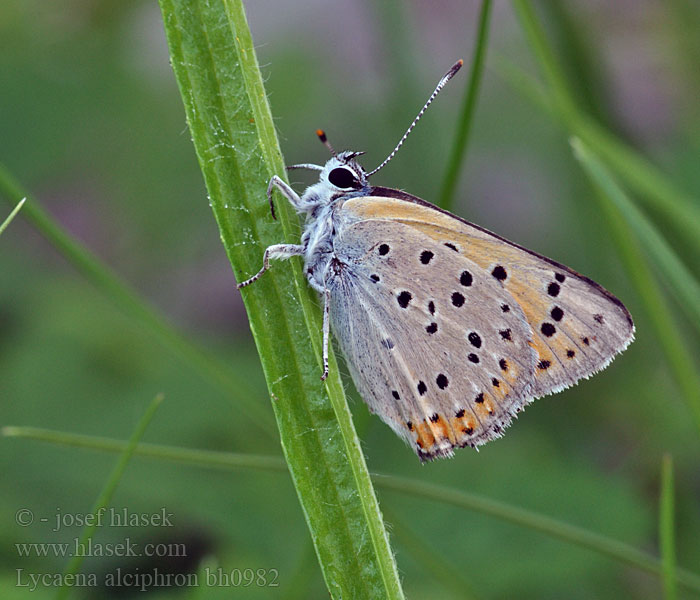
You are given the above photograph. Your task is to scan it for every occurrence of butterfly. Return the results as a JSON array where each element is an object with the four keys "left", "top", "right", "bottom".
[{"left": 238, "top": 60, "right": 634, "bottom": 461}]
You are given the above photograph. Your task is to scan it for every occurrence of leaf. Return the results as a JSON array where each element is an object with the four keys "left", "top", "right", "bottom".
[
  {"left": 0, "top": 196, "right": 25, "bottom": 237},
  {"left": 158, "top": 1, "right": 404, "bottom": 598},
  {"left": 659, "top": 454, "right": 677, "bottom": 600}
]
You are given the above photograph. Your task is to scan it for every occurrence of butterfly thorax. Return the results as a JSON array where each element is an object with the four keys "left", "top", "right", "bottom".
[{"left": 296, "top": 153, "right": 371, "bottom": 293}]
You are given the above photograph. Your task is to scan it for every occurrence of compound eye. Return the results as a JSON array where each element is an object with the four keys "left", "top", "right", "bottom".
[{"left": 328, "top": 168, "right": 359, "bottom": 189}]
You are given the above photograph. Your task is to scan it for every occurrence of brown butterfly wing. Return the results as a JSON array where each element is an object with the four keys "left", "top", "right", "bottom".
[{"left": 329, "top": 189, "right": 633, "bottom": 459}]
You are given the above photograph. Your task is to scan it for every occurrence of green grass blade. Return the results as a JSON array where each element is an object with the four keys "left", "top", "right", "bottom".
[
  {"left": 660, "top": 454, "right": 677, "bottom": 600},
  {"left": 510, "top": 0, "right": 577, "bottom": 119},
  {"left": 383, "top": 506, "right": 479, "bottom": 600},
  {"left": 55, "top": 394, "right": 163, "bottom": 600},
  {"left": 572, "top": 139, "right": 700, "bottom": 432},
  {"left": 158, "top": 1, "right": 403, "bottom": 598},
  {"left": 536, "top": 3, "right": 614, "bottom": 129},
  {"left": 0, "top": 196, "right": 25, "bottom": 237},
  {"left": 572, "top": 140, "right": 700, "bottom": 336},
  {"left": 511, "top": 0, "right": 700, "bottom": 250},
  {"left": 7, "top": 426, "right": 700, "bottom": 595},
  {"left": 0, "top": 166, "right": 274, "bottom": 436},
  {"left": 2, "top": 426, "right": 288, "bottom": 473},
  {"left": 437, "top": 0, "right": 493, "bottom": 210},
  {"left": 375, "top": 475, "right": 700, "bottom": 595}
]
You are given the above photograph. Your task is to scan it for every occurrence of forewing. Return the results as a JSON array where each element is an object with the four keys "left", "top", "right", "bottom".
[
  {"left": 329, "top": 217, "right": 538, "bottom": 461},
  {"left": 344, "top": 191, "right": 634, "bottom": 402}
]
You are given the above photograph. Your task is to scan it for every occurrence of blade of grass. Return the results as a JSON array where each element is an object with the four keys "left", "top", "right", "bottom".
[
  {"left": 437, "top": 0, "right": 493, "bottom": 211},
  {"left": 7, "top": 426, "right": 700, "bottom": 595},
  {"left": 660, "top": 454, "right": 677, "bottom": 600},
  {"left": 55, "top": 394, "right": 163, "bottom": 600},
  {"left": 572, "top": 138, "right": 700, "bottom": 432},
  {"left": 511, "top": 0, "right": 700, "bottom": 251},
  {"left": 158, "top": 1, "right": 403, "bottom": 598},
  {"left": 0, "top": 196, "right": 25, "bottom": 236},
  {"left": 0, "top": 166, "right": 274, "bottom": 436},
  {"left": 376, "top": 475, "right": 700, "bottom": 595},
  {"left": 572, "top": 139, "right": 700, "bottom": 335},
  {"left": 2, "top": 426, "right": 288, "bottom": 473},
  {"left": 383, "top": 506, "right": 479, "bottom": 600},
  {"left": 536, "top": 2, "right": 615, "bottom": 129}
]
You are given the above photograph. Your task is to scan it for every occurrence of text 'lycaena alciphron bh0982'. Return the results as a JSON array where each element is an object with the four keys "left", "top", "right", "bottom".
[{"left": 237, "top": 60, "right": 634, "bottom": 462}]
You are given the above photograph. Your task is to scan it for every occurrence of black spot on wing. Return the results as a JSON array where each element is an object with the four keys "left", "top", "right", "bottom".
[
  {"left": 541, "top": 322, "right": 556, "bottom": 337},
  {"left": 397, "top": 291, "right": 412, "bottom": 308},
  {"left": 491, "top": 265, "right": 507, "bottom": 281}
]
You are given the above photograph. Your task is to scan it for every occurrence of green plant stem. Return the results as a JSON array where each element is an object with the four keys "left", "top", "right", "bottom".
[
  {"left": 0, "top": 165, "right": 274, "bottom": 437},
  {"left": 511, "top": 0, "right": 700, "bottom": 251},
  {"left": 158, "top": 1, "right": 403, "bottom": 598},
  {"left": 375, "top": 475, "right": 700, "bottom": 595},
  {"left": 7, "top": 425, "right": 700, "bottom": 596},
  {"left": 437, "top": 0, "right": 493, "bottom": 210},
  {"left": 0, "top": 196, "right": 25, "bottom": 236},
  {"left": 2, "top": 426, "right": 288, "bottom": 472},
  {"left": 573, "top": 140, "right": 700, "bottom": 335},
  {"left": 572, "top": 139, "right": 700, "bottom": 433},
  {"left": 383, "top": 506, "right": 479, "bottom": 600},
  {"left": 56, "top": 394, "right": 163, "bottom": 600},
  {"left": 536, "top": 2, "right": 614, "bottom": 129},
  {"left": 660, "top": 454, "right": 677, "bottom": 600}
]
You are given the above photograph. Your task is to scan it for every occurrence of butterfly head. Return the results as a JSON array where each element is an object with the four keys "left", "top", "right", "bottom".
[
  {"left": 313, "top": 129, "right": 370, "bottom": 192},
  {"left": 287, "top": 130, "right": 371, "bottom": 198},
  {"left": 321, "top": 152, "right": 369, "bottom": 192}
]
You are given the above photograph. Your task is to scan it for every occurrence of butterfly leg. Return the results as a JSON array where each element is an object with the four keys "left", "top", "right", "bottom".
[
  {"left": 320, "top": 287, "right": 331, "bottom": 381},
  {"left": 236, "top": 244, "right": 305, "bottom": 289},
  {"left": 267, "top": 175, "right": 303, "bottom": 220}
]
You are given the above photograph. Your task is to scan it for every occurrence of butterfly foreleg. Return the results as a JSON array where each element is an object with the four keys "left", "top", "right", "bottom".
[
  {"left": 320, "top": 287, "right": 331, "bottom": 381},
  {"left": 267, "top": 175, "right": 303, "bottom": 220},
  {"left": 236, "top": 244, "right": 305, "bottom": 289}
]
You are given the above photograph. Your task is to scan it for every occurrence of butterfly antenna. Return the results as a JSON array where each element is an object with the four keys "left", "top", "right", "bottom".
[
  {"left": 367, "top": 59, "right": 463, "bottom": 177},
  {"left": 316, "top": 129, "right": 337, "bottom": 157}
]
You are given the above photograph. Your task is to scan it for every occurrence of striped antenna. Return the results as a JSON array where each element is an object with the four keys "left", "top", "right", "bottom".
[
  {"left": 316, "top": 129, "right": 337, "bottom": 157},
  {"left": 367, "top": 59, "right": 463, "bottom": 177}
]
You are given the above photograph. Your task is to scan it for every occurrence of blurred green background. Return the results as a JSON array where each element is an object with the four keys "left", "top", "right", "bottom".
[{"left": 2, "top": 1, "right": 700, "bottom": 598}]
